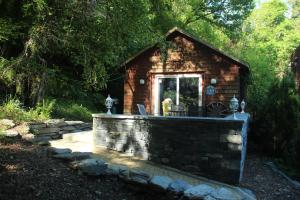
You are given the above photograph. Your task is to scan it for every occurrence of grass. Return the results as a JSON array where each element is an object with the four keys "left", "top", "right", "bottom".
[
  {"left": 0, "top": 99, "right": 54, "bottom": 123},
  {"left": 0, "top": 98, "right": 98, "bottom": 123},
  {"left": 52, "top": 100, "right": 95, "bottom": 122}
]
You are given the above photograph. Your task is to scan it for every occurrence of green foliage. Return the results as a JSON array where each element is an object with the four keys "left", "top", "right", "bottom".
[
  {"left": 253, "top": 71, "right": 300, "bottom": 169},
  {"left": 52, "top": 100, "right": 95, "bottom": 122},
  {"left": 0, "top": 98, "right": 54, "bottom": 122}
]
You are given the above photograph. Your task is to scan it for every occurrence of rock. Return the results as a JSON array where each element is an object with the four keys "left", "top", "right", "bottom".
[
  {"left": 126, "top": 170, "right": 151, "bottom": 185},
  {"left": 168, "top": 179, "right": 192, "bottom": 195},
  {"left": 52, "top": 152, "right": 92, "bottom": 161},
  {"left": 0, "top": 119, "right": 15, "bottom": 129},
  {"left": 204, "top": 196, "right": 217, "bottom": 200},
  {"left": 3, "top": 130, "right": 19, "bottom": 137},
  {"left": 239, "top": 188, "right": 256, "bottom": 200},
  {"left": 48, "top": 147, "right": 72, "bottom": 155},
  {"left": 106, "top": 164, "right": 128, "bottom": 176},
  {"left": 65, "top": 121, "right": 84, "bottom": 126},
  {"left": 75, "top": 158, "right": 107, "bottom": 176},
  {"left": 38, "top": 140, "right": 50, "bottom": 146},
  {"left": 22, "top": 133, "right": 35, "bottom": 141},
  {"left": 34, "top": 136, "right": 51, "bottom": 142},
  {"left": 38, "top": 127, "right": 60, "bottom": 134},
  {"left": 61, "top": 126, "right": 76, "bottom": 131},
  {"left": 29, "top": 123, "right": 46, "bottom": 130},
  {"left": 183, "top": 184, "right": 215, "bottom": 199},
  {"left": 149, "top": 176, "right": 173, "bottom": 191},
  {"left": 210, "top": 188, "right": 242, "bottom": 200},
  {"left": 45, "top": 119, "right": 67, "bottom": 127}
]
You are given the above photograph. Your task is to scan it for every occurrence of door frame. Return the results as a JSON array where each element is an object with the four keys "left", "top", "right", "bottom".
[{"left": 154, "top": 73, "right": 203, "bottom": 115}]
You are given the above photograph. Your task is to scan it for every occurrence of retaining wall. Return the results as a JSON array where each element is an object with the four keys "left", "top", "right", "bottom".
[{"left": 93, "top": 114, "right": 246, "bottom": 184}]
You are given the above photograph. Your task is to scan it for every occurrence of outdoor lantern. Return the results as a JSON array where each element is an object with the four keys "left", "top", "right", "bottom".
[
  {"left": 229, "top": 95, "right": 239, "bottom": 119},
  {"left": 210, "top": 78, "right": 217, "bottom": 85},
  {"left": 139, "top": 79, "right": 145, "bottom": 85},
  {"left": 105, "top": 94, "right": 113, "bottom": 115},
  {"left": 241, "top": 100, "right": 246, "bottom": 113}
]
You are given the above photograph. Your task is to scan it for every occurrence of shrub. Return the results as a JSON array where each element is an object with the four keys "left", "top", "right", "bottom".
[
  {"left": 252, "top": 71, "right": 300, "bottom": 170},
  {"left": 51, "top": 100, "right": 95, "bottom": 122},
  {"left": 0, "top": 98, "right": 55, "bottom": 122}
]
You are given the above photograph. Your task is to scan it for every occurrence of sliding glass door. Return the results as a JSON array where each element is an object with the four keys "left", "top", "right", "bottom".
[{"left": 154, "top": 74, "right": 202, "bottom": 115}]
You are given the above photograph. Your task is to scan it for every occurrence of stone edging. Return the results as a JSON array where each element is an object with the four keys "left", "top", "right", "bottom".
[
  {"left": 265, "top": 162, "right": 300, "bottom": 190},
  {"left": 47, "top": 147, "right": 257, "bottom": 200}
]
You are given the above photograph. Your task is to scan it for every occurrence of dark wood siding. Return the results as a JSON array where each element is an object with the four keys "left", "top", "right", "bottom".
[{"left": 124, "top": 31, "right": 247, "bottom": 115}]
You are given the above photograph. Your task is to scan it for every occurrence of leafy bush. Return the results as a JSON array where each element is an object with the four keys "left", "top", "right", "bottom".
[
  {"left": 0, "top": 98, "right": 55, "bottom": 122},
  {"left": 252, "top": 71, "right": 300, "bottom": 170},
  {"left": 51, "top": 100, "right": 96, "bottom": 122}
]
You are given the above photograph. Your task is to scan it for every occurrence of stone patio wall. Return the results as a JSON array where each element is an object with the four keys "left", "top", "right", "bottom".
[{"left": 93, "top": 114, "right": 245, "bottom": 184}]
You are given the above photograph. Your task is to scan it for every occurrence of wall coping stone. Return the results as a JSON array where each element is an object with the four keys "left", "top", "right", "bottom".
[{"left": 92, "top": 114, "right": 244, "bottom": 123}]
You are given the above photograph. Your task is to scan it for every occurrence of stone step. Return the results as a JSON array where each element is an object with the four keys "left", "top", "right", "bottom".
[{"left": 62, "top": 130, "right": 93, "bottom": 143}]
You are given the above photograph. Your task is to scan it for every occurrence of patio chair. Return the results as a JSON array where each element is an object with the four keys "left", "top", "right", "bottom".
[
  {"left": 137, "top": 104, "right": 147, "bottom": 115},
  {"left": 206, "top": 102, "right": 228, "bottom": 117}
]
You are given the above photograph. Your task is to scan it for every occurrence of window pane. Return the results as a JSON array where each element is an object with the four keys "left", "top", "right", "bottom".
[
  {"left": 159, "top": 78, "right": 176, "bottom": 114},
  {"left": 179, "top": 77, "right": 199, "bottom": 110}
]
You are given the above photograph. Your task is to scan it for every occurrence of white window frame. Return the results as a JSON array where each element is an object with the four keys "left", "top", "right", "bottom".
[{"left": 154, "top": 74, "right": 203, "bottom": 115}]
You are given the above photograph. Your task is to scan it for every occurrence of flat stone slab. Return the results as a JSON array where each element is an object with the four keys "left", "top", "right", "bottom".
[
  {"left": 183, "top": 184, "right": 215, "bottom": 199},
  {"left": 75, "top": 158, "right": 107, "bottom": 176},
  {"left": 149, "top": 176, "right": 173, "bottom": 191},
  {"left": 127, "top": 170, "right": 151, "bottom": 185},
  {"left": 48, "top": 147, "right": 72, "bottom": 155},
  {"left": 38, "top": 127, "right": 60, "bottom": 134},
  {"left": 168, "top": 179, "right": 192, "bottom": 195},
  {"left": 2, "top": 130, "right": 19, "bottom": 137},
  {"left": 210, "top": 187, "right": 243, "bottom": 200},
  {"left": 52, "top": 152, "right": 92, "bottom": 161}
]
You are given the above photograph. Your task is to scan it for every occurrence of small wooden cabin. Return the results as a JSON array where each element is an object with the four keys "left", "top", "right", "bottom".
[{"left": 123, "top": 27, "right": 249, "bottom": 116}]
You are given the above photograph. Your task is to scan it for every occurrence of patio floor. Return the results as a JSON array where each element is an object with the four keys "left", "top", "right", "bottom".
[{"left": 50, "top": 130, "right": 255, "bottom": 199}]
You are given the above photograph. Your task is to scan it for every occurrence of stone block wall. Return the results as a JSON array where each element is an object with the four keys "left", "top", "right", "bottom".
[
  {"left": 93, "top": 114, "right": 245, "bottom": 184},
  {"left": 28, "top": 119, "right": 92, "bottom": 140}
]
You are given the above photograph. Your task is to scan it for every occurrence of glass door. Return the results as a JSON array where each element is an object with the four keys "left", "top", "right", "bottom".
[{"left": 154, "top": 74, "right": 202, "bottom": 115}]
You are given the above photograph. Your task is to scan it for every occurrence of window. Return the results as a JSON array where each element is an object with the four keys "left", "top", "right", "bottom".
[{"left": 154, "top": 74, "right": 202, "bottom": 115}]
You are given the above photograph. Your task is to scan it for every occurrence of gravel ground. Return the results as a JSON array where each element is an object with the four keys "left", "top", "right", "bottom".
[
  {"left": 241, "top": 155, "right": 300, "bottom": 200},
  {"left": 1, "top": 137, "right": 300, "bottom": 200},
  {"left": 0, "top": 137, "right": 168, "bottom": 200}
]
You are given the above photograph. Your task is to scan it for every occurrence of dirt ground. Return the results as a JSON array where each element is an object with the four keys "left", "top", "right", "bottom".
[
  {"left": 240, "top": 155, "right": 300, "bottom": 200},
  {"left": 0, "top": 137, "right": 168, "bottom": 200},
  {"left": 1, "top": 137, "right": 300, "bottom": 200}
]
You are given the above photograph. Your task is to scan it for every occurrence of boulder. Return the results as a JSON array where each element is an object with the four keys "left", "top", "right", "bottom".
[
  {"left": 2, "top": 130, "right": 19, "bottom": 137},
  {"left": 149, "top": 176, "right": 173, "bottom": 191},
  {"left": 0, "top": 119, "right": 15, "bottom": 129},
  {"left": 48, "top": 147, "right": 72, "bottom": 155},
  {"left": 168, "top": 179, "right": 192, "bottom": 195},
  {"left": 75, "top": 158, "right": 107, "bottom": 176},
  {"left": 183, "top": 184, "right": 215, "bottom": 199},
  {"left": 210, "top": 188, "right": 242, "bottom": 200},
  {"left": 52, "top": 152, "right": 92, "bottom": 161},
  {"left": 21, "top": 133, "right": 35, "bottom": 141}
]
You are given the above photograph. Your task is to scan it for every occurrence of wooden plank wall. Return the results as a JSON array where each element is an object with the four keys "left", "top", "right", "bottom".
[{"left": 124, "top": 31, "right": 244, "bottom": 115}]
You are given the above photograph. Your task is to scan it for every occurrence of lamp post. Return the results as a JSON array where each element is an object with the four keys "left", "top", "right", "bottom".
[
  {"left": 229, "top": 95, "right": 239, "bottom": 119},
  {"left": 105, "top": 94, "right": 113, "bottom": 115},
  {"left": 240, "top": 100, "right": 246, "bottom": 113}
]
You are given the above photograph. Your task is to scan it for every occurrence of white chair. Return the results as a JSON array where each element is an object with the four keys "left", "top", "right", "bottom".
[{"left": 137, "top": 104, "right": 147, "bottom": 115}]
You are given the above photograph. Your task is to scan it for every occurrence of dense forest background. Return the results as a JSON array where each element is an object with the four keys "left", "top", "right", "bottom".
[{"left": 0, "top": 0, "right": 300, "bottom": 176}]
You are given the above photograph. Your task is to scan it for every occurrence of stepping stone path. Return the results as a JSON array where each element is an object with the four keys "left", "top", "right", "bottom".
[{"left": 47, "top": 147, "right": 256, "bottom": 200}]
